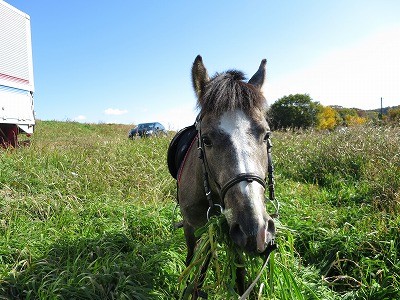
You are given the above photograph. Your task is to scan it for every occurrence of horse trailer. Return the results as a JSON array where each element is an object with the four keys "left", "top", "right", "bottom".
[{"left": 0, "top": 0, "right": 35, "bottom": 147}]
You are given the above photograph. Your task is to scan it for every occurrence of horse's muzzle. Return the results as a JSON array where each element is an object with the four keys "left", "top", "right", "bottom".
[{"left": 230, "top": 218, "right": 275, "bottom": 253}]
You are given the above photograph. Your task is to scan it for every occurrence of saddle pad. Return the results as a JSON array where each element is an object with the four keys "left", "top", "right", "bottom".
[{"left": 167, "top": 124, "right": 197, "bottom": 180}]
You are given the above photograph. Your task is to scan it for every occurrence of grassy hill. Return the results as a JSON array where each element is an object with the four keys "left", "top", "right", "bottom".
[{"left": 0, "top": 120, "right": 399, "bottom": 299}]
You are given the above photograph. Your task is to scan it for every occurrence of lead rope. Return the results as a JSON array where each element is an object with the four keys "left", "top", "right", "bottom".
[{"left": 239, "top": 242, "right": 278, "bottom": 300}]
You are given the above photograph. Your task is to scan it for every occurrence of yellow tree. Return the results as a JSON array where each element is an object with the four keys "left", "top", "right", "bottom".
[
  {"left": 317, "top": 106, "right": 338, "bottom": 130},
  {"left": 345, "top": 114, "right": 367, "bottom": 126},
  {"left": 387, "top": 107, "right": 400, "bottom": 124}
]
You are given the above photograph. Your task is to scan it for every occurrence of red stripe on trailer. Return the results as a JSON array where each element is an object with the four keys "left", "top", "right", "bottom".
[{"left": 0, "top": 73, "right": 29, "bottom": 85}]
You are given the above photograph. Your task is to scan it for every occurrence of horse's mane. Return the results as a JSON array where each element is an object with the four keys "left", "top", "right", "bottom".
[{"left": 198, "top": 70, "right": 266, "bottom": 116}]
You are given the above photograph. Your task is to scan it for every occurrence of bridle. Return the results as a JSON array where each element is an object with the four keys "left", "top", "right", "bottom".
[
  {"left": 177, "top": 114, "right": 279, "bottom": 300},
  {"left": 195, "top": 114, "right": 278, "bottom": 220}
]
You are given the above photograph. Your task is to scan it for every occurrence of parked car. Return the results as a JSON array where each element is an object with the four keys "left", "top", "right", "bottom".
[{"left": 128, "top": 122, "right": 167, "bottom": 138}]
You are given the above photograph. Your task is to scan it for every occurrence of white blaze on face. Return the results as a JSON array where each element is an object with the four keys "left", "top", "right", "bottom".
[
  {"left": 219, "top": 110, "right": 255, "bottom": 173},
  {"left": 219, "top": 110, "right": 266, "bottom": 226}
]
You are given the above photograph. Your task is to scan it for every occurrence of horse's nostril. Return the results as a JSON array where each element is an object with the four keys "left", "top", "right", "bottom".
[{"left": 230, "top": 223, "right": 247, "bottom": 249}]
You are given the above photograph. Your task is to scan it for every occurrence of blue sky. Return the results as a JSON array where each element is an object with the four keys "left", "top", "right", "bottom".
[{"left": 6, "top": 0, "right": 400, "bottom": 129}]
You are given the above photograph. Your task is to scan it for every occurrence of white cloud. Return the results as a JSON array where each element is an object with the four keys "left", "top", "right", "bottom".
[
  {"left": 74, "top": 115, "right": 86, "bottom": 121},
  {"left": 267, "top": 26, "right": 400, "bottom": 109},
  {"left": 104, "top": 108, "right": 128, "bottom": 115}
]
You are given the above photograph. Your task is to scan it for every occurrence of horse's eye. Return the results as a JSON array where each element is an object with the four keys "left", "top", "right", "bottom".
[{"left": 202, "top": 137, "right": 212, "bottom": 147}]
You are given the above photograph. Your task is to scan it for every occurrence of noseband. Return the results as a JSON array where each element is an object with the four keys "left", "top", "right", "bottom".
[
  {"left": 220, "top": 173, "right": 266, "bottom": 203},
  {"left": 196, "top": 115, "right": 277, "bottom": 220}
]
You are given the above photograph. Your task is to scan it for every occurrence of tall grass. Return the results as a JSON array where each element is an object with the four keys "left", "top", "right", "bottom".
[
  {"left": 273, "top": 126, "right": 400, "bottom": 209},
  {"left": 0, "top": 121, "right": 399, "bottom": 299},
  {"left": 272, "top": 126, "right": 400, "bottom": 299},
  {"left": 178, "top": 216, "right": 339, "bottom": 300},
  {"left": 0, "top": 121, "right": 183, "bottom": 299}
]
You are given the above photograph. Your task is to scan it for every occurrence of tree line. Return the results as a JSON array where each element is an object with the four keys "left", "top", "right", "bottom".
[{"left": 268, "top": 94, "right": 400, "bottom": 130}]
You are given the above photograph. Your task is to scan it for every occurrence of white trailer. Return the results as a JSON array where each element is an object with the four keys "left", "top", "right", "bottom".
[{"left": 0, "top": 0, "right": 35, "bottom": 147}]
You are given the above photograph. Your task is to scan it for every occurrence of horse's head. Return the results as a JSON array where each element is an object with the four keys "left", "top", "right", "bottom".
[{"left": 192, "top": 55, "right": 275, "bottom": 254}]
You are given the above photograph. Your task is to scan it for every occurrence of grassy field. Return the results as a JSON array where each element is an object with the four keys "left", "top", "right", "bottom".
[{"left": 0, "top": 121, "right": 399, "bottom": 299}]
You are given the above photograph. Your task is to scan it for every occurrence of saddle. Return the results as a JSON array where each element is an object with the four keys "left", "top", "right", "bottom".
[{"left": 167, "top": 124, "right": 198, "bottom": 180}]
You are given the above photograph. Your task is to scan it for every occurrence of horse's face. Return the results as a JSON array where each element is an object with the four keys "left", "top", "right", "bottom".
[{"left": 193, "top": 56, "right": 275, "bottom": 253}]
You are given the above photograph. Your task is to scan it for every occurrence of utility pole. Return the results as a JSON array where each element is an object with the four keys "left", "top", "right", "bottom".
[{"left": 379, "top": 97, "right": 383, "bottom": 120}]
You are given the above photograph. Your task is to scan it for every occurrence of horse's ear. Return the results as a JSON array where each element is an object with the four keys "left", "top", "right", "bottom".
[
  {"left": 192, "top": 55, "right": 210, "bottom": 101},
  {"left": 248, "top": 59, "right": 267, "bottom": 89}
]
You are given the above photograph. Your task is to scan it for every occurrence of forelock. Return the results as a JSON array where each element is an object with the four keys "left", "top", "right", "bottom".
[{"left": 198, "top": 70, "right": 266, "bottom": 117}]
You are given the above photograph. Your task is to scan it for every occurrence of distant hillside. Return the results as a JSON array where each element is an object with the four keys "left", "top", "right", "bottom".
[
  {"left": 367, "top": 105, "right": 400, "bottom": 115},
  {"left": 330, "top": 105, "right": 400, "bottom": 115}
]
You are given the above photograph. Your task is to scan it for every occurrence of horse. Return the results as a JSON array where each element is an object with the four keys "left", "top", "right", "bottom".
[{"left": 168, "top": 55, "right": 276, "bottom": 298}]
